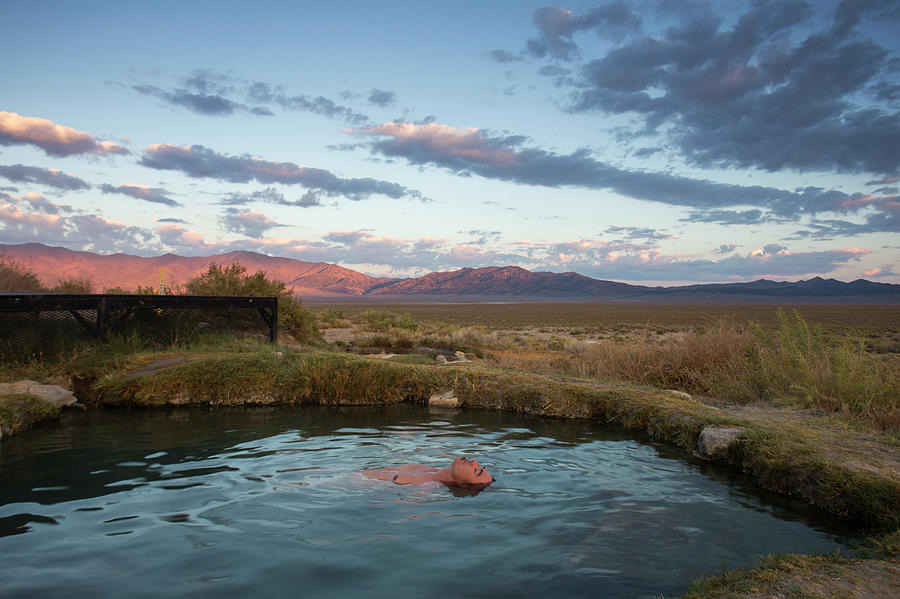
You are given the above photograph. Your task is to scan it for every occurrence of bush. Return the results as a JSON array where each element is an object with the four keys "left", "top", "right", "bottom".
[
  {"left": 350, "top": 309, "right": 418, "bottom": 332},
  {"left": 51, "top": 277, "right": 94, "bottom": 293},
  {"left": 185, "top": 263, "right": 323, "bottom": 345},
  {"left": 0, "top": 257, "right": 44, "bottom": 292},
  {"left": 742, "top": 308, "right": 898, "bottom": 422},
  {"left": 318, "top": 307, "right": 346, "bottom": 327}
]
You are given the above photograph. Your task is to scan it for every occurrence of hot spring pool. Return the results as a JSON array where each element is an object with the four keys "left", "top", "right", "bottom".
[{"left": 0, "top": 405, "right": 856, "bottom": 598}]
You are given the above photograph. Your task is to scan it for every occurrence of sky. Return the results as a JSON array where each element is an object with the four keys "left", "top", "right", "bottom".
[{"left": 1, "top": 0, "right": 898, "bottom": 285}]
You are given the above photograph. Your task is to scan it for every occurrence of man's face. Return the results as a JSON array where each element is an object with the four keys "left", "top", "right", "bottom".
[{"left": 450, "top": 457, "right": 493, "bottom": 486}]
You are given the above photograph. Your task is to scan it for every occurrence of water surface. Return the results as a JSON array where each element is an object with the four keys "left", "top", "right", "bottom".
[{"left": 0, "top": 405, "right": 856, "bottom": 598}]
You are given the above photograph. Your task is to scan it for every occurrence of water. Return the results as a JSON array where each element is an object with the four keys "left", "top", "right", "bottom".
[{"left": 0, "top": 405, "right": 856, "bottom": 598}]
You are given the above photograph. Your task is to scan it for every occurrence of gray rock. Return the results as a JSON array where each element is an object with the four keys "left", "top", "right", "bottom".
[
  {"left": 0, "top": 380, "right": 81, "bottom": 409},
  {"left": 665, "top": 389, "right": 692, "bottom": 401},
  {"left": 435, "top": 354, "right": 448, "bottom": 364},
  {"left": 695, "top": 426, "right": 746, "bottom": 458}
]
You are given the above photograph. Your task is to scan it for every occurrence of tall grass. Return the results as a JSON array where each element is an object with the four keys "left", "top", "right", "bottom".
[{"left": 488, "top": 310, "right": 898, "bottom": 430}]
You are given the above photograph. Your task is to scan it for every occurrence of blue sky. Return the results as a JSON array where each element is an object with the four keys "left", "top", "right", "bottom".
[{"left": 1, "top": 0, "right": 898, "bottom": 285}]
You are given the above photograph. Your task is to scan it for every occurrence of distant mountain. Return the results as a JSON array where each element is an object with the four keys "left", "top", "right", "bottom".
[
  {"left": 0, "top": 243, "right": 394, "bottom": 297},
  {"left": 658, "top": 276, "right": 900, "bottom": 297},
  {"left": 365, "top": 266, "right": 646, "bottom": 296},
  {"left": 2, "top": 243, "right": 898, "bottom": 301}
]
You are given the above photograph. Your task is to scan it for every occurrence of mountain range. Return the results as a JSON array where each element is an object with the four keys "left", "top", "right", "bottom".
[{"left": 2, "top": 243, "right": 898, "bottom": 302}]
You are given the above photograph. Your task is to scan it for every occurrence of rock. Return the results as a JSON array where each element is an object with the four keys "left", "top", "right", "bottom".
[
  {"left": 695, "top": 426, "right": 746, "bottom": 458},
  {"left": 665, "top": 389, "right": 692, "bottom": 400},
  {"left": 435, "top": 354, "right": 448, "bottom": 364},
  {"left": 0, "top": 380, "right": 82, "bottom": 409},
  {"left": 453, "top": 351, "right": 469, "bottom": 362},
  {"left": 376, "top": 353, "right": 396, "bottom": 359},
  {"left": 428, "top": 390, "right": 459, "bottom": 408}
]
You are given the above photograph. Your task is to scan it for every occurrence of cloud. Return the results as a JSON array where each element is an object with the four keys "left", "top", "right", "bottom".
[
  {"left": 155, "top": 223, "right": 207, "bottom": 249},
  {"left": 0, "top": 192, "right": 152, "bottom": 252},
  {"left": 276, "top": 94, "right": 369, "bottom": 124},
  {"left": 484, "top": 49, "right": 522, "bottom": 64},
  {"left": 0, "top": 111, "right": 128, "bottom": 157},
  {"left": 460, "top": 229, "right": 502, "bottom": 245},
  {"left": 141, "top": 143, "right": 422, "bottom": 201},
  {"left": 296, "top": 190, "right": 323, "bottom": 207},
  {"left": 682, "top": 209, "right": 767, "bottom": 225},
  {"left": 863, "top": 266, "right": 898, "bottom": 279},
  {"left": 557, "top": 1, "right": 900, "bottom": 174},
  {"left": 23, "top": 192, "right": 71, "bottom": 214},
  {"left": 367, "top": 89, "right": 397, "bottom": 107},
  {"left": 604, "top": 225, "right": 672, "bottom": 240},
  {"left": 0, "top": 164, "right": 92, "bottom": 191},
  {"left": 532, "top": 239, "right": 872, "bottom": 282},
  {"left": 324, "top": 230, "right": 375, "bottom": 245},
  {"left": 131, "top": 69, "right": 369, "bottom": 124},
  {"left": 221, "top": 208, "right": 284, "bottom": 238},
  {"left": 100, "top": 183, "right": 181, "bottom": 207},
  {"left": 132, "top": 84, "right": 273, "bottom": 117},
  {"left": 0, "top": 194, "right": 66, "bottom": 242},
  {"left": 525, "top": 2, "right": 642, "bottom": 60},
  {"left": 715, "top": 243, "right": 738, "bottom": 255},
  {"left": 353, "top": 121, "right": 895, "bottom": 229},
  {"left": 220, "top": 186, "right": 324, "bottom": 208}
]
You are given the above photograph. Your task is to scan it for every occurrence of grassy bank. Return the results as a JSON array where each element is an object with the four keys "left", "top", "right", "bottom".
[
  {"left": 0, "top": 393, "right": 60, "bottom": 438},
  {"left": 36, "top": 343, "right": 891, "bottom": 532},
  {"left": 319, "top": 306, "right": 899, "bottom": 432}
]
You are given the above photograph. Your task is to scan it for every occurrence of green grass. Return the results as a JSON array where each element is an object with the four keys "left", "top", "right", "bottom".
[{"left": 0, "top": 394, "right": 59, "bottom": 437}]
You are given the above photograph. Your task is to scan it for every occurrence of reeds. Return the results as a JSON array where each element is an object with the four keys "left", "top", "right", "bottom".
[{"left": 484, "top": 310, "right": 898, "bottom": 430}]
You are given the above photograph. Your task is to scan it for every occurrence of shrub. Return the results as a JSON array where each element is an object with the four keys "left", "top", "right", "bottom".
[
  {"left": 185, "top": 263, "right": 323, "bottom": 345},
  {"left": 350, "top": 309, "right": 418, "bottom": 332},
  {"left": 51, "top": 277, "right": 94, "bottom": 293},
  {"left": 0, "top": 257, "right": 44, "bottom": 292},
  {"left": 318, "top": 307, "right": 347, "bottom": 327}
]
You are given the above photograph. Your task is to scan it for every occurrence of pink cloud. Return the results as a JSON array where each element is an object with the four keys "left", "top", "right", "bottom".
[
  {"left": 356, "top": 122, "right": 517, "bottom": 167},
  {"left": 0, "top": 111, "right": 128, "bottom": 157},
  {"left": 155, "top": 224, "right": 208, "bottom": 248}
]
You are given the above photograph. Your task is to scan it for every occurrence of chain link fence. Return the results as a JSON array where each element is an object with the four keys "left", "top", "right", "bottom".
[{"left": 0, "top": 294, "right": 277, "bottom": 360}]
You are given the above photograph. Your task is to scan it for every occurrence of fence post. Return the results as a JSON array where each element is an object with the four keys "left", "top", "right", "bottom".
[
  {"left": 270, "top": 298, "right": 278, "bottom": 343},
  {"left": 97, "top": 296, "right": 109, "bottom": 340}
]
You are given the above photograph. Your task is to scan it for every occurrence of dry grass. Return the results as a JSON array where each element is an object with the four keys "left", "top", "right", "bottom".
[
  {"left": 318, "top": 305, "right": 898, "bottom": 431},
  {"left": 485, "top": 312, "right": 899, "bottom": 430}
]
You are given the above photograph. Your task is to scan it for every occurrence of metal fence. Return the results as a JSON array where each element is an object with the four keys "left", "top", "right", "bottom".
[{"left": 0, "top": 294, "right": 277, "bottom": 359}]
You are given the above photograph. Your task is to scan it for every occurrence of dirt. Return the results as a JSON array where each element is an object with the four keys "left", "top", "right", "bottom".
[
  {"left": 705, "top": 558, "right": 900, "bottom": 599},
  {"left": 121, "top": 355, "right": 206, "bottom": 381},
  {"left": 695, "top": 397, "right": 900, "bottom": 483}
]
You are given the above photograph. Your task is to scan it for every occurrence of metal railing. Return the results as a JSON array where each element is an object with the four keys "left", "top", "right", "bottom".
[{"left": 0, "top": 293, "right": 278, "bottom": 358}]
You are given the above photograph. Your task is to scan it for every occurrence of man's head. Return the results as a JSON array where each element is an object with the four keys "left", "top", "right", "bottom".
[{"left": 448, "top": 456, "right": 494, "bottom": 486}]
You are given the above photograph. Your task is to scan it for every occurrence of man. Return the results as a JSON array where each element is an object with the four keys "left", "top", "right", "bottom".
[{"left": 362, "top": 456, "right": 494, "bottom": 488}]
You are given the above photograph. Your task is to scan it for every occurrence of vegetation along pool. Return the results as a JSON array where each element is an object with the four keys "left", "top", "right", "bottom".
[{"left": 0, "top": 405, "right": 857, "bottom": 598}]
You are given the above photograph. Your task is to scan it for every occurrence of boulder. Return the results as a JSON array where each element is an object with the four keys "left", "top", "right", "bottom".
[
  {"left": 665, "top": 389, "right": 692, "bottom": 401},
  {"left": 435, "top": 354, "right": 448, "bottom": 364},
  {"left": 0, "top": 380, "right": 81, "bottom": 409},
  {"left": 695, "top": 426, "right": 746, "bottom": 458},
  {"left": 428, "top": 390, "right": 460, "bottom": 408}
]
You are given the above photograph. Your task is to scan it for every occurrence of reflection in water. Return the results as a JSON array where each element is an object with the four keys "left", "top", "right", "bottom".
[{"left": 0, "top": 405, "right": 856, "bottom": 598}]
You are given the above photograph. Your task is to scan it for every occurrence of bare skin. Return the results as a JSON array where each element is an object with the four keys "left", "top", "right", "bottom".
[{"left": 362, "top": 457, "right": 494, "bottom": 488}]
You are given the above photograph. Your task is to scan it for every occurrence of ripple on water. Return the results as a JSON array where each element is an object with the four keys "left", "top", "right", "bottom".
[{"left": 0, "top": 404, "right": 858, "bottom": 599}]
